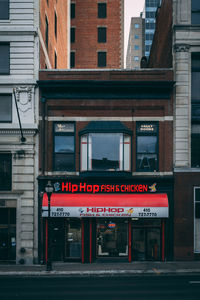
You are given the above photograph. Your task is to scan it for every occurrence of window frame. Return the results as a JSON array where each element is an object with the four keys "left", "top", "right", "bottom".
[
  {"left": 0, "top": 0, "right": 9, "bottom": 20},
  {"left": 0, "top": 153, "right": 12, "bottom": 191},
  {"left": 53, "top": 122, "right": 76, "bottom": 172},
  {"left": 80, "top": 132, "right": 132, "bottom": 173},
  {"left": 98, "top": 51, "right": 107, "bottom": 67},
  {"left": 136, "top": 122, "right": 159, "bottom": 172},
  {"left": 0, "top": 94, "right": 12, "bottom": 123},
  {"left": 0, "top": 43, "right": 10, "bottom": 75},
  {"left": 98, "top": 3, "right": 107, "bottom": 18}
]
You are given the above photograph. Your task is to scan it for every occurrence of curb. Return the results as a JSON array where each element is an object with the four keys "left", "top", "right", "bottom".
[{"left": 1, "top": 269, "right": 200, "bottom": 277}]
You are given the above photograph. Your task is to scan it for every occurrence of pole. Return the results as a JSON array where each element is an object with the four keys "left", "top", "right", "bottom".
[
  {"left": 13, "top": 89, "right": 26, "bottom": 143},
  {"left": 46, "top": 193, "right": 52, "bottom": 271}
]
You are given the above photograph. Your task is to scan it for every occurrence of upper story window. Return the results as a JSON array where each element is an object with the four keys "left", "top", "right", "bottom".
[
  {"left": 71, "top": 2, "right": 75, "bottom": 19},
  {"left": 53, "top": 123, "right": 75, "bottom": 171},
  {"left": 98, "top": 51, "right": 106, "bottom": 67},
  {"left": 0, "top": 43, "right": 10, "bottom": 75},
  {"left": 98, "top": 3, "right": 107, "bottom": 18},
  {"left": 0, "top": 0, "right": 9, "bottom": 20},
  {"left": 134, "top": 45, "right": 139, "bottom": 50},
  {"left": 145, "top": 22, "right": 155, "bottom": 30},
  {"left": 191, "top": 0, "right": 200, "bottom": 24},
  {"left": 70, "top": 51, "right": 75, "bottom": 68},
  {"left": 98, "top": 27, "right": 107, "bottom": 43},
  {"left": 135, "top": 35, "right": 139, "bottom": 39},
  {"left": 54, "top": 51, "right": 57, "bottom": 69},
  {"left": 45, "top": 16, "right": 48, "bottom": 50},
  {"left": 192, "top": 53, "right": 200, "bottom": 104},
  {"left": 0, "top": 153, "right": 12, "bottom": 191},
  {"left": 134, "top": 23, "right": 140, "bottom": 28},
  {"left": 134, "top": 56, "right": 139, "bottom": 61},
  {"left": 80, "top": 121, "right": 131, "bottom": 172},
  {"left": 71, "top": 27, "right": 75, "bottom": 43},
  {"left": 136, "top": 122, "right": 158, "bottom": 172},
  {"left": 0, "top": 94, "right": 12, "bottom": 122}
]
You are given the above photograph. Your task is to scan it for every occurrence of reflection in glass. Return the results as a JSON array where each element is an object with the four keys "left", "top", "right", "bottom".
[
  {"left": 91, "top": 133, "right": 121, "bottom": 171},
  {"left": 55, "top": 136, "right": 74, "bottom": 153}
]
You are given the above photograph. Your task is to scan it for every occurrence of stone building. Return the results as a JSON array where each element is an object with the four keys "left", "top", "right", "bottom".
[
  {"left": 126, "top": 16, "right": 145, "bottom": 69},
  {"left": 149, "top": 0, "right": 200, "bottom": 260}
]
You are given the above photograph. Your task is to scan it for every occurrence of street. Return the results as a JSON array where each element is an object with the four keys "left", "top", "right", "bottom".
[{"left": 0, "top": 275, "right": 200, "bottom": 300}]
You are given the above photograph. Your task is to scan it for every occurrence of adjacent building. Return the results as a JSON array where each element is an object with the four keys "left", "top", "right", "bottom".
[
  {"left": 126, "top": 16, "right": 145, "bottom": 69},
  {"left": 149, "top": 0, "right": 200, "bottom": 260},
  {"left": 70, "top": 0, "right": 124, "bottom": 69}
]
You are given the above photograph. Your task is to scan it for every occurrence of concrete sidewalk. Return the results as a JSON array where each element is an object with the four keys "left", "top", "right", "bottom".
[{"left": 1, "top": 261, "right": 200, "bottom": 276}]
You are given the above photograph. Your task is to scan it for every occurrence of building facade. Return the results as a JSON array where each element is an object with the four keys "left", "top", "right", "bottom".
[
  {"left": 38, "top": 69, "right": 174, "bottom": 263},
  {"left": 126, "top": 16, "right": 145, "bottom": 69},
  {"left": 145, "top": 0, "right": 162, "bottom": 58},
  {"left": 149, "top": 0, "right": 200, "bottom": 260},
  {"left": 70, "top": 0, "right": 124, "bottom": 69},
  {"left": 39, "top": 0, "right": 70, "bottom": 69},
  {"left": 0, "top": 0, "right": 39, "bottom": 264}
]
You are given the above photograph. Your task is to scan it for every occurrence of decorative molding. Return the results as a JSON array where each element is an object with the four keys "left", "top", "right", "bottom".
[
  {"left": 15, "top": 86, "right": 33, "bottom": 113},
  {"left": 174, "top": 44, "right": 190, "bottom": 52},
  {"left": 0, "top": 129, "right": 37, "bottom": 136}
]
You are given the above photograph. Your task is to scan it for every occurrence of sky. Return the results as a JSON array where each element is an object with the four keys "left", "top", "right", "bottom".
[{"left": 124, "top": 0, "right": 145, "bottom": 64}]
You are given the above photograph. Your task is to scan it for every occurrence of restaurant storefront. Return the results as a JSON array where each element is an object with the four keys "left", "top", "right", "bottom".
[{"left": 39, "top": 180, "right": 173, "bottom": 263}]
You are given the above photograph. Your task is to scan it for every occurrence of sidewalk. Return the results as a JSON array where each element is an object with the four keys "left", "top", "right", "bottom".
[{"left": 1, "top": 261, "right": 200, "bottom": 276}]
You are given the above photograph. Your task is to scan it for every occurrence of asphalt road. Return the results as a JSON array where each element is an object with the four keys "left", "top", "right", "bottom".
[{"left": 0, "top": 275, "right": 200, "bottom": 300}]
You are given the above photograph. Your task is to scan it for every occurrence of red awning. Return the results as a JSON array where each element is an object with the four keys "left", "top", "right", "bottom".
[{"left": 42, "top": 193, "right": 169, "bottom": 218}]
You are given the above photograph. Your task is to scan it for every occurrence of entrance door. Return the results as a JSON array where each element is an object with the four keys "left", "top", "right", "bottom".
[
  {"left": 64, "top": 218, "right": 81, "bottom": 260},
  {"left": 132, "top": 223, "right": 161, "bottom": 261},
  {"left": 97, "top": 219, "right": 128, "bottom": 257}
]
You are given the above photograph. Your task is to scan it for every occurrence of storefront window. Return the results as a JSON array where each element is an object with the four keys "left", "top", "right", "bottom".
[
  {"left": 194, "top": 187, "right": 200, "bottom": 252},
  {"left": 53, "top": 122, "right": 75, "bottom": 171},
  {"left": 97, "top": 219, "right": 128, "bottom": 257},
  {"left": 80, "top": 133, "right": 131, "bottom": 172},
  {"left": 136, "top": 122, "right": 158, "bottom": 172}
]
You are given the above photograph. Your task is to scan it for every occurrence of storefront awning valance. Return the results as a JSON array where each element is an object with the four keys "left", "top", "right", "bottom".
[{"left": 42, "top": 193, "right": 169, "bottom": 218}]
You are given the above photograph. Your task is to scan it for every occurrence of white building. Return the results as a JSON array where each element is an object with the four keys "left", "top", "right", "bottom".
[{"left": 0, "top": 0, "right": 39, "bottom": 264}]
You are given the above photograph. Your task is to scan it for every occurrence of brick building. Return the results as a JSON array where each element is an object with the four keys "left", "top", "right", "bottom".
[
  {"left": 149, "top": 0, "right": 200, "bottom": 260},
  {"left": 70, "top": 0, "right": 124, "bottom": 69},
  {"left": 38, "top": 69, "right": 174, "bottom": 263},
  {"left": 39, "top": 0, "right": 70, "bottom": 69}
]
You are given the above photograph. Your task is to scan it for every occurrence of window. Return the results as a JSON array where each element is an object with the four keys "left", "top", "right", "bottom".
[
  {"left": 0, "top": 94, "right": 12, "bottom": 122},
  {"left": 136, "top": 122, "right": 158, "bottom": 172},
  {"left": 146, "top": 11, "right": 155, "bottom": 18},
  {"left": 0, "top": 154, "right": 12, "bottom": 191},
  {"left": 54, "top": 123, "right": 75, "bottom": 171},
  {"left": 54, "top": 51, "right": 57, "bottom": 69},
  {"left": 98, "top": 27, "right": 107, "bottom": 43},
  {"left": 71, "top": 2, "right": 75, "bottom": 19},
  {"left": 194, "top": 187, "right": 200, "bottom": 252},
  {"left": 134, "top": 45, "right": 139, "bottom": 50},
  {"left": 98, "top": 3, "right": 107, "bottom": 18},
  {"left": 45, "top": 16, "right": 48, "bottom": 50},
  {"left": 192, "top": 0, "right": 200, "bottom": 24},
  {"left": 192, "top": 53, "right": 200, "bottom": 103},
  {"left": 98, "top": 51, "right": 106, "bottom": 67},
  {"left": 55, "top": 11, "right": 57, "bottom": 39},
  {"left": 0, "top": 0, "right": 9, "bottom": 20},
  {"left": 145, "top": 33, "right": 154, "bottom": 41},
  {"left": 70, "top": 51, "right": 75, "bottom": 68},
  {"left": 191, "top": 131, "right": 200, "bottom": 167},
  {"left": 71, "top": 27, "right": 75, "bottom": 43},
  {"left": 134, "top": 56, "right": 139, "bottom": 61},
  {"left": 134, "top": 23, "right": 140, "bottom": 28},
  {"left": 135, "top": 35, "right": 139, "bottom": 39},
  {"left": 80, "top": 121, "right": 132, "bottom": 172},
  {"left": 145, "top": 22, "right": 155, "bottom": 30},
  {"left": 0, "top": 43, "right": 10, "bottom": 75}
]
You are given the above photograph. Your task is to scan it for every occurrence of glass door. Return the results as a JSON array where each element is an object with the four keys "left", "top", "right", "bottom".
[
  {"left": 65, "top": 218, "right": 81, "bottom": 259},
  {"left": 97, "top": 219, "right": 128, "bottom": 257}
]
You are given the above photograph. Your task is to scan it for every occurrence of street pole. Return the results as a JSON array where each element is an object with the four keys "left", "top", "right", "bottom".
[{"left": 45, "top": 181, "right": 53, "bottom": 271}]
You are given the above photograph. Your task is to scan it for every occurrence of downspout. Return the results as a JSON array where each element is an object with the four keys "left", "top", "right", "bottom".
[{"left": 41, "top": 97, "right": 46, "bottom": 175}]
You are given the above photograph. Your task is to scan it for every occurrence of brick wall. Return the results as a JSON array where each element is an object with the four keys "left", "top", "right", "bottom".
[
  {"left": 40, "top": 0, "right": 69, "bottom": 69},
  {"left": 71, "top": 0, "right": 124, "bottom": 69}
]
